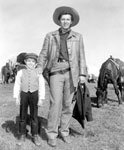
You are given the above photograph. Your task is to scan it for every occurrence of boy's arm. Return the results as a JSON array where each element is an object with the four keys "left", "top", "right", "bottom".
[
  {"left": 38, "top": 74, "right": 45, "bottom": 106},
  {"left": 13, "top": 70, "right": 22, "bottom": 105}
]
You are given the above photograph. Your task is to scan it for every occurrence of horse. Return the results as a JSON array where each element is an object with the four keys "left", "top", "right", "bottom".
[
  {"left": 96, "top": 57, "right": 124, "bottom": 108},
  {"left": 1, "top": 63, "right": 11, "bottom": 84}
]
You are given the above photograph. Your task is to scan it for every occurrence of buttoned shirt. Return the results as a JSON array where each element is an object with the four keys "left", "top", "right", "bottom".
[{"left": 59, "top": 29, "right": 70, "bottom": 61}]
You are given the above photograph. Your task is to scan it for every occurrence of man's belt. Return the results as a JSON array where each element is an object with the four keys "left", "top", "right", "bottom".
[
  {"left": 49, "top": 68, "right": 70, "bottom": 76},
  {"left": 58, "top": 58, "right": 68, "bottom": 62}
]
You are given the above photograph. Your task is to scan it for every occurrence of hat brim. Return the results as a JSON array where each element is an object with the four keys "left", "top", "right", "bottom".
[
  {"left": 25, "top": 53, "right": 38, "bottom": 62},
  {"left": 25, "top": 56, "right": 37, "bottom": 62},
  {"left": 53, "top": 6, "right": 79, "bottom": 27}
]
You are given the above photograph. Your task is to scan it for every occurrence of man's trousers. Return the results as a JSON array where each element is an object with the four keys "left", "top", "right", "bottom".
[{"left": 46, "top": 71, "right": 75, "bottom": 139}]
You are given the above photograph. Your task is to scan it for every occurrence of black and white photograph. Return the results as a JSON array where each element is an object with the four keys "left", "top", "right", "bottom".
[{"left": 0, "top": 0, "right": 124, "bottom": 150}]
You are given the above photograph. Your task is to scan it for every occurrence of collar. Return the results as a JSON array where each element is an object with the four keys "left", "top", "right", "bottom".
[
  {"left": 59, "top": 28, "right": 71, "bottom": 35},
  {"left": 52, "top": 29, "right": 77, "bottom": 39}
]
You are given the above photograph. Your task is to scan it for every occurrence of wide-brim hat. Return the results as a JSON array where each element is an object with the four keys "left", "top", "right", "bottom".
[
  {"left": 24, "top": 53, "right": 38, "bottom": 62},
  {"left": 53, "top": 6, "right": 80, "bottom": 27}
]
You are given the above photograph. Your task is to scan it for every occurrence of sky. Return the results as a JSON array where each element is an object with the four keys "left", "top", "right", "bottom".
[{"left": 0, "top": 0, "right": 124, "bottom": 76}]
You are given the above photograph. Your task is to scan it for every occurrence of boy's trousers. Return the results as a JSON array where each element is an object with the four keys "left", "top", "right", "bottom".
[{"left": 19, "top": 91, "right": 38, "bottom": 136}]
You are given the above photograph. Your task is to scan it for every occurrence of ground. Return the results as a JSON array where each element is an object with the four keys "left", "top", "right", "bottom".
[{"left": 0, "top": 82, "right": 124, "bottom": 150}]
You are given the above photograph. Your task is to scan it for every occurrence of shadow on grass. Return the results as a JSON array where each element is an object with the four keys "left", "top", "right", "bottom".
[
  {"left": 1, "top": 118, "right": 19, "bottom": 139},
  {"left": 107, "top": 98, "right": 118, "bottom": 103},
  {"left": 1, "top": 115, "right": 48, "bottom": 141},
  {"left": 90, "top": 96, "right": 98, "bottom": 107},
  {"left": 69, "top": 128, "right": 83, "bottom": 136},
  {"left": 90, "top": 96, "right": 119, "bottom": 108},
  {"left": 38, "top": 116, "right": 47, "bottom": 141}
]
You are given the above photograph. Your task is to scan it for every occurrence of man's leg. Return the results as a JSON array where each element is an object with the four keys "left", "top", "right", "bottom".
[
  {"left": 46, "top": 74, "right": 64, "bottom": 146},
  {"left": 59, "top": 72, "right": 75, "bottom": 142}
]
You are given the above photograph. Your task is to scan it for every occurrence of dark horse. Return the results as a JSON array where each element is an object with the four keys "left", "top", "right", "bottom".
[
  {"left": 96, "top": 57, "right": 124, "bottom": 108},
  {"left": 1, "top": 63, "right": 11, "bottom": 84}
]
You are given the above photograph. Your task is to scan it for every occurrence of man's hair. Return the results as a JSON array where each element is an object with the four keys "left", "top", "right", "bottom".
[{"left": 58, "top": 13, "right": 74, "bottom": 21}]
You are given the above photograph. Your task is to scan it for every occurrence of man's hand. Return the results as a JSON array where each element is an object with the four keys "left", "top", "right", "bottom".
[{"left": 36, "top": 67, "right": 43, "bottom": 75}]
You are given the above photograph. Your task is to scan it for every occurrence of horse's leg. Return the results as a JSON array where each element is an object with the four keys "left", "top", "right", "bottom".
[
  {"left": 104, "top": 90, "right": 108, "bottom": 104},
  {"left": 96, "top": 89, "right": 103, "bottom": 108},
  {"left": 1, "top": 74, "right": 3, "bottom": 84},
  {"left": 118, "top": 82, "right": 122, "bottom": 101},
  {"left": 97, "top": 96, "right": 103, "bottom": 108},
  {"left": 113, "top": 81, "right": 122, "bottom": 105},
  {"left": 3, "top": 75, "right": 5, "bottom": 84},
  {"left": 120, "top": 82, "right": 124, "bottom": 102},
  {"left": 102, "top": 80, "right": 108, "bottom": 104},
  {"left": 121, "top": 84, "right": 124, "bottom": 102},
  {"left": 6, "top": 73, "right": 10, "bottom": 84},
  {"left": 4, "top": 74, "right": 7, "bottom": 84}
]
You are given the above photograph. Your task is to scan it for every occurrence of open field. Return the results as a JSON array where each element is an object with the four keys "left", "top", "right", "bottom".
[{"left": 0, "top": 82, "right": 124, "bottom": 150}]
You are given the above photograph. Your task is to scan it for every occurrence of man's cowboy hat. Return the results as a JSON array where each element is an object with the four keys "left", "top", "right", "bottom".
[
  {"left": 53, "top": 6, "right": 80, "bottom": 27},
  {"left": 24, "top": 53, "right": 38, "bottom": 62}
]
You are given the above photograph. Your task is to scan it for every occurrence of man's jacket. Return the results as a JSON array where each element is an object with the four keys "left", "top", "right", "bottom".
[
  {"left": 37, "top": 30, "right": 87, "bottom": 87},
  {"left": 72, "top": 82, "right": 93, "bottom": 128}
]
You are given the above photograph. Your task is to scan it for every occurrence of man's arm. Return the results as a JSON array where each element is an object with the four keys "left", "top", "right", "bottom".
[
  {"left": 79, "top": 34, "right": 87, "bottom": 83},
  {"left": 37, "top": 34, "right": 50, "bottom": 73}
]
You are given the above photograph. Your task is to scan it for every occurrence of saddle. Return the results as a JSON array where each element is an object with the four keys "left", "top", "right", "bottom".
[{"left": 109, "top": 58, "right": 120, "bottom": 70}]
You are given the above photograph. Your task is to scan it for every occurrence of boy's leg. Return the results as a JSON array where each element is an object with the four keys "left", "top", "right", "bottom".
[
  {"left": 19, "top": 91, "right": 29, "bottom": 142},
  {"left": 29, "top": 91, "right": 40, "bottom": 146}
]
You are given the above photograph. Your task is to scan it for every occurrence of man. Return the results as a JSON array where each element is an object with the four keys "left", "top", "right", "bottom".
[{"left": 37, "top": 6, "right": 87, "bottom": 147}]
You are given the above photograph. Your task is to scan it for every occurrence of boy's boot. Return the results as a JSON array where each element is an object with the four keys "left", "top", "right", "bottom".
[
  {"left": 17, "top": 134, "right": 26, "bottom": 146},
  {"left": 17, "top": 121, "right": 26, "bottom": 145},
  {"left": 20, "top": 134, "right": 26, "bottom": 142}
]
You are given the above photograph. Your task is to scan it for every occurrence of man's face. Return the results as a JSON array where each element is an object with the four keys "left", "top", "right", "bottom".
[
  {"left": 59, "top": 14, "right": 72, "bottom": 29},
  {"left": 25, "top": 58, "right": 36, "bottom": 69}
]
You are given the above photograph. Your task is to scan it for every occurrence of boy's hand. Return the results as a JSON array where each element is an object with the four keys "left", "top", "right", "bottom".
[
  {"left": 15, "top": 98, "right": 20, "bottom": 106},
  {"left": 38, "top": 99, "right": 44, "bottom": 107}
]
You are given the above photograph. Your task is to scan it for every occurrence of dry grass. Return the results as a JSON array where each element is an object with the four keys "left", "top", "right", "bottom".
[{"left": 0, "top": 83, "right": 124, "bottom": 150}]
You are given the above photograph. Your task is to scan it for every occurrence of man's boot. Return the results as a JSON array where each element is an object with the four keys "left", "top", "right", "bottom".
[
  {"left": 32, "top": 135, "right": 41, "bottom": 146},
  {"left": 47, "top": 138, "right": 57, "bottom": 147},
  {"left": 61, "top": 135, "right": 72, "bottom": 144}
]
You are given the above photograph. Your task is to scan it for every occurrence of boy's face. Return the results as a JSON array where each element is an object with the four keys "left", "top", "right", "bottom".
[{"left": 25, "top": 58, "right": 37, "bottom": 69}]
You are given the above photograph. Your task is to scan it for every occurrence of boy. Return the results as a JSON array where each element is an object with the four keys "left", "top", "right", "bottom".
[{"left": 13, "top": 53, "right": 45, "bottom": 146}]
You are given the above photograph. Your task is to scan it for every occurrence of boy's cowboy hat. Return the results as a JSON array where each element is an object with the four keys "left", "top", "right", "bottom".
[
  {"left": 53, "top": 6, "right": 79, "bottom": 27},
  {"left": 25, "top": 53, "right": 38, "bottom": 62}
]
